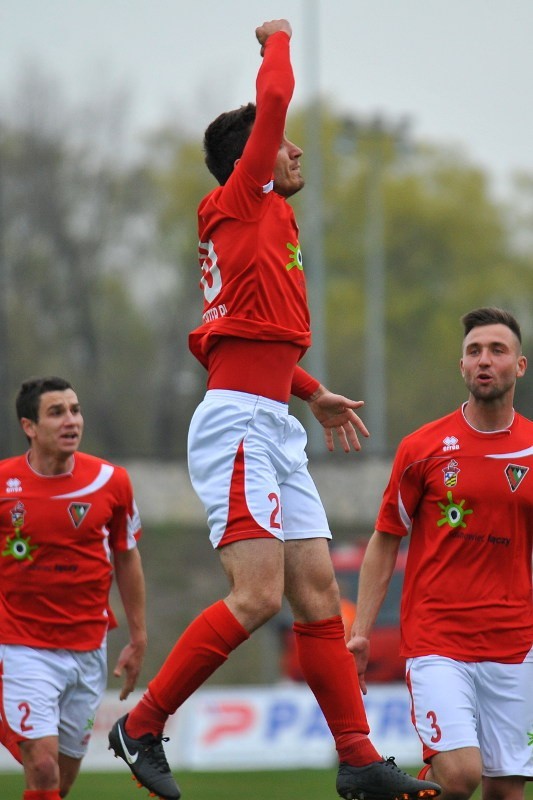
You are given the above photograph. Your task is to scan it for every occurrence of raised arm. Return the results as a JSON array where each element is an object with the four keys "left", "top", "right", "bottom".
[
  {"left": 238, "top": 21, "right": 295, "bottom": 186},
  {"left": 255, "top": 18, "right": 292, "bottom": 55}
]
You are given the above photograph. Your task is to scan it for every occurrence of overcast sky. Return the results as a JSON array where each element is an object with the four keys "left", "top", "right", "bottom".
[{"left": 2, "top": 0, "right": 532, "bottom": 195}]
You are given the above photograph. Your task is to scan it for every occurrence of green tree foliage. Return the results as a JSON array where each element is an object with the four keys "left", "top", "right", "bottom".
[
  {"left": 1, "top": 76, "right": 532, "bottom": 457},
  {"left": 0, "top": 84, "right": 157, "bottom": 457},
  {"left": 289, "top": 108, "right": 533, "bottom": 449},
  {"left": 140, "top": 131, "right": 215, "bottom": 456}
]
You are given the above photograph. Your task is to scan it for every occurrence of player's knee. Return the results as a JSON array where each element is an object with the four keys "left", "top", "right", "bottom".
[
  {"left": 253, "top": 590, "right": 283, "bottom": 623},
  {"left": 234, "top": 586, "right": 282, "bottom": 626},
  {"left": 27, "top": 750, "right": 60, "bottom": 789},
  {"left": 436, "top": 762, "right": 480, "bottom": 800}
]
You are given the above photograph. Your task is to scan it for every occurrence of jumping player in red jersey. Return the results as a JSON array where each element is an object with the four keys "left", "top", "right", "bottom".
[
  {"left": 109, "top": 20, "right": 440, "bottom": 800},
  {"left": 0, "top": 376, "right": 147, "bottom": 800},
  {"left": 351, "top": 307, "right": 533, "bottom": 800}
]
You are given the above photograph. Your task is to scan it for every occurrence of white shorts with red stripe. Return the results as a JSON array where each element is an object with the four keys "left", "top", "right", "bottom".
[
  {"left": 187, "top": 390, "right": 331, "bottom": 548},
  {"left": 406, "top": 652, "right": 533, "bottom": 777},
  {"left": 0, "top": 643, "right": 107, "bottom": 760}
]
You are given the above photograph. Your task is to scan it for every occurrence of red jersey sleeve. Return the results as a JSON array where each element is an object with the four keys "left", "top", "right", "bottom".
[
  {"left": 243, "top": 31, "right": 294, "bottom": 184},
  {"left": 217, "top": 31, "right": 294, "bottom": 218},
  {"left": 107, "top": 466, "right": 142, "bottom": 553},
  {"left": 291, "top": 365, "right": 320, "bottom": 400},
  {"left": 375, "top": 439, "right": 424, "bottom": 537}
]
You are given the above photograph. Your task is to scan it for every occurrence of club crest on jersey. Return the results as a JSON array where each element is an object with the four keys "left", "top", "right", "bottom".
[
  {"left": 68, "top": 502, "right": 91, "bottom": 528},
  {"left": 504, "top": 464, "right": 529, "bottom": 493},
  {"left": 2, "top": 501, "right": 37, "bottom": 561},
  {"left": 443, "top": 459, "right": 460, "bottom": 487},
  {"left": 286, "top": 241, "right": 303, "bottom": 271},
  {"left": 442, "top": 435, "right": 460, "bottom": 452},
  {"left": 10, "top": 500, "right": 26, "bottom": 529}
]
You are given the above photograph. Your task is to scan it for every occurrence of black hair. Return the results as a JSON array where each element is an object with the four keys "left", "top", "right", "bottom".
[
  {"left": 203, "top": 102, "right": 256, "bottom": 185},
  {"left": 461, "top": 307, "right": 522, "bottom": 345},
  {"left": 16, "top": 376, "right": 74, "bottom": 422}
]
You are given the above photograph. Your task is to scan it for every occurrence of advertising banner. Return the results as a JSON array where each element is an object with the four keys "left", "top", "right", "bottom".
[{"left": 0, "top": 683, "right": 421, "bottom": 773}]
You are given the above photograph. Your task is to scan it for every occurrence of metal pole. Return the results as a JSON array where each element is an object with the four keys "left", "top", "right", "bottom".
[
  {"left": 364, "top": 150, "right": 387, "bottom": 453},
  {"left": 0, "top": 129, "right": 12, "bottom": 454},
  {"left": 302, "top": 0, "right": 327, "bottom": 456}
]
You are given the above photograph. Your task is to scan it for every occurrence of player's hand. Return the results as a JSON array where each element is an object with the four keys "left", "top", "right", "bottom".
[
  {"left": 347, "top": 633, "right": 370, "bottom": 695},
  {"left": 255, "top": 19, "right": 292, "bottom": 56},
  {"left": 307, "top": 385, "right": 370, "bottom": 452},
  {"left": 113, "top": 640, "right": 147, "bottom": 701}
]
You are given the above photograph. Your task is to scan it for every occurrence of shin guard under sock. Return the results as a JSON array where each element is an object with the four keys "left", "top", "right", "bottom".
[
  {"left": 294, "top": 615, "right": 381, "bottom": 766},
  {"left": 23, "top": 791, "right": 61, "bottom": 800},
  {"left": 126, "top": 600, "right": 249, "bottom": 737}
]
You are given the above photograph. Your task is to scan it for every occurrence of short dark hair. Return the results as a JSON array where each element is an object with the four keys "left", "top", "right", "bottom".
[
  {"left": 203, "top": 102, "right": 256, "bottom": 185},
  {"left": 16, "top": 376, "right": 74, "bottom": 423},
  {"left": 461, "top": 307, "right": 522, "bottom": 345}
]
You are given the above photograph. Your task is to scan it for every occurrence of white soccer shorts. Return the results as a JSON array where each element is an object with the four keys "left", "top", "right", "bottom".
[
  {"left": 407, "top": 652, "right": 533, "bottom": 777},
  {"left": 187, "top": 390, "right": 331, "bottom": 548},
  {"left": 0, "top": 643, "right": 107, "bottom": 759}
]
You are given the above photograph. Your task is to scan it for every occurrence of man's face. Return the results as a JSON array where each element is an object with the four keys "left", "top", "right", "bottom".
[
  {"left": 22, "top": 389, "right": 84, "bottom": 458},
  {"left": 273, "top": 135, "right": 304, "bottom": 198},
  {"left": 460, "top": 323, "right": 527, "bottom": 402}
]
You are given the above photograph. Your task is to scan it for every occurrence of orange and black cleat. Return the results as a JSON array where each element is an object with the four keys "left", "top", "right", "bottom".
[
  {"left": 336, "top": 756, "right": 441, "bottom": 800},
  {"left": 109, "top": 714, "right": 181, "bottom": 800}
]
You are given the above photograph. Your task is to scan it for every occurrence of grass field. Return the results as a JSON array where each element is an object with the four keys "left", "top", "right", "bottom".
[
  {"left": 3, "top": 769, "right": 533, "bottom": 800},
  {"left": 0, "top": 768, "right": 337, "bottom": 799}
]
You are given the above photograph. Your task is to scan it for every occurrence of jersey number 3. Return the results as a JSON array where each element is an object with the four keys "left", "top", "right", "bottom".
[
  {"left": 199, "top": 239, "right": 222, "bottom": 303},
  {"left": 426, "top": 710, "right": 442, "bottom": 743}
]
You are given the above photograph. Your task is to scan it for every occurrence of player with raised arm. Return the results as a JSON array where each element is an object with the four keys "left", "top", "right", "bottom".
[{"left": 109, "top": 20, "right": 441, "bottom": 800}]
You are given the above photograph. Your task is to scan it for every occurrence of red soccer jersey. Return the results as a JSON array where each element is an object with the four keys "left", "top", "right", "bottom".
[
  {"left": 376, "top": 406, "right": 533, "bottom": 663},
  {"left": 189, "top": 31, "right": 312, "bottom": 371},
  {"left": 0, "top": 452, "right": 141, "bottom": 651}
]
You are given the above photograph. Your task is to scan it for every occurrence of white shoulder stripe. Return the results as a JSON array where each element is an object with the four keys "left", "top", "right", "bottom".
[
  {"left": 487, "top": 445, "right": 533, "bottom": 459},
  {"left": 397, "top": 491, "right": 412, "bottom": 533},
  {"left": 52, "top": 464, "right": 115, "bottom": 498}
]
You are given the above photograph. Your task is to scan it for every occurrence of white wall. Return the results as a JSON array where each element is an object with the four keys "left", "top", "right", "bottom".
[
  {"left": 123, "top": 458, "right": 392, "bottom": 525},
  {"left": 0, "top": 682, "right": 421, "bottom": 773}
]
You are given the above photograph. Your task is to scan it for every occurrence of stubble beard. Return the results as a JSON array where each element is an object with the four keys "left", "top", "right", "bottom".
[{"left": 466, "top": 378, "right": 514, "bottom": 404}]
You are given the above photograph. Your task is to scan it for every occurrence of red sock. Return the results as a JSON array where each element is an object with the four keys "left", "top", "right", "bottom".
[
  {"left": 126, "top": 600, "right": 249, "bottom": 737},
  {"left": 23, "top": 791, "right": 61, "bottom": 800},
  {"left": 124, "top": 689, "right": 169, "bottom": 739},
  {"left": 294, "top": 616, "right": 381, "bottom": 767}
]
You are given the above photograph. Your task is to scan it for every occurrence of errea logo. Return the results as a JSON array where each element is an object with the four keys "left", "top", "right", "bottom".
[
  {"left": 6, "top": 478, "right": 22, "bottom": 493},
  {"left": 442, "top": 436, "right": 460, "bottom": 453}
]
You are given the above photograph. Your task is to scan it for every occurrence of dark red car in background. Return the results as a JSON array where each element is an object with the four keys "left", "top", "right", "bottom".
[
  {"left": 279, "top": 540, "right": 406, "bottom": 684},
  {"left": 330, "top": 540, "right": 406, "bottom": 683}
]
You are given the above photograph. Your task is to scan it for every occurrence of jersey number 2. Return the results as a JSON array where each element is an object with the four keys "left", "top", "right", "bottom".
[
  {"left": 268, "top": 493, "right": 281, "bottom": 529},
  {"left": 19, "top": 702, "right": 34, "bottom": 733}
]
